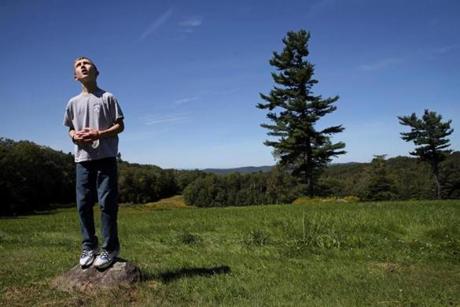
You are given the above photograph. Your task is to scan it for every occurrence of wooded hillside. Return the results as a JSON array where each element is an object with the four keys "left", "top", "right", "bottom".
[{"left": 1, "top": 137, "right": 458, "bottom": 215}]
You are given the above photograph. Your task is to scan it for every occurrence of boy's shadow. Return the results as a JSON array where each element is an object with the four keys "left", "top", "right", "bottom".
[
  {"left": 95, "top": 258, "right": 231, "bottom": 283},
  {"left": 146, "top": 265, "right": 231, "bottom": 283}
]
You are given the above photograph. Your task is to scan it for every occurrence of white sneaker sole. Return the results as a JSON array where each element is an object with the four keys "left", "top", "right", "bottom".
[
  {"left": 80, "top": 256, "right": 95, "bottom": 268},
  {"left": 94, "top": 259, "right": 114, "bottom": 269},
  {"left": 94, "top": 251, "right": 119, "bottom": 269}
]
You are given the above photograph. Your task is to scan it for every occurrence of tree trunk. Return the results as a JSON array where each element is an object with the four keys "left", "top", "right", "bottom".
[
  {"left": 304, "top": 173, "right": 314, "bottom": 197},
  {"left": 432, "top": 162, "right": 441, "bottom": 199},
  {"left": 308, "top": 173, "right": 314, "bottom": 197},
  {"left": 304, "top": 163, "right": 314, "bottom": 197},
  {"left": 305, "top": 138, "right": 313, "bottom": 197}
]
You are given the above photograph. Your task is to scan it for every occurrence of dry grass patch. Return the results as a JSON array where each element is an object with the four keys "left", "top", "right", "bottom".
[{"left": 145, "top": 195, "right": 189, "bottom": 209}]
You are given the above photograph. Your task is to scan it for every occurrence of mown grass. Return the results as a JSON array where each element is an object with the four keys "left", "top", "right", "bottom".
[{"left": 1, "top": 199, "right": 459, "bottom": 306}]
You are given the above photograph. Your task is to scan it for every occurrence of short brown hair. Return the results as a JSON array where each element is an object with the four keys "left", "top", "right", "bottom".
[{"left": 74, "top": 56, "right": 99, "bottom": 76}]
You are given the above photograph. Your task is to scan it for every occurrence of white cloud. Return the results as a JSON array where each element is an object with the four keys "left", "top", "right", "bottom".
[
  {"left": 177, "top": 16, "right": 203, "bottom": 33},
  {"left": 139, "top": 8, "right": 174, "bottom": 41},
  {"left": 142, "top": 113, "right": 188, "bottom": 125},
  {"left": 431, "top": 44, "right": 460, "bottom": 55},
  {"left": 179, "top": 16, "right": 203, "bottom": 27},
  {"left": 201, "top": 88, "right": 240, "bottom": 96},
  {"left": 358, "top": 58, "right": 403, "bottom": 71},
  {"left": 174, "top": 96, "right": 198, "bottom": 104}
]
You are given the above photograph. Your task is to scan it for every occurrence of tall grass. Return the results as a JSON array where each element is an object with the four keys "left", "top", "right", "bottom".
[{"left": 1, "top": 199, "right": 459, "bottom": 306}]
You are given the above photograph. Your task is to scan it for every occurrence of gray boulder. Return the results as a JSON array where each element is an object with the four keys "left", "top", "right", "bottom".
[{"left": 51, "top": 259, "right": 142, "bottom": 293}]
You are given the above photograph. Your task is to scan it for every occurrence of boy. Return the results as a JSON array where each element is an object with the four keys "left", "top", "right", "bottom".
[{"left": 64, "top": 56, "right": 124, "bottom": 269}]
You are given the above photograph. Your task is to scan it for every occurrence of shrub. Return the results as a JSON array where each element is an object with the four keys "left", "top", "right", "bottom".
[
  {"left": 244, "top": 229, "right": 271, "bottom": 246},
  {"left": 178, "top": 231, "right": 202, "bottom": 245}
]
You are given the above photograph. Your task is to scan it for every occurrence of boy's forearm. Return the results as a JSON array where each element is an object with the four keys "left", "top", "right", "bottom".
[{"left": 98, "top": 121, "right": 124, "bottom": 139}]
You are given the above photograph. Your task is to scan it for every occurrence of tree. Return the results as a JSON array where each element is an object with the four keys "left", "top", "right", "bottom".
[
  {"left": 439, "top": 152, "right": 460, "bottom": 199},
  {"left": 0, "top": 138, "right": 75, "bottom": 215},
  {"left": 257, "top": 30, "right": 346, "bottom": 196},
  {"left": 366, "top": 155, "right": 397, "bottom": 201},
  {"left": 398, "top": 109, "right": 454, "bottom": 199},
  {"left": 182, "top": 170, "right": 302, "bottom": 207}
]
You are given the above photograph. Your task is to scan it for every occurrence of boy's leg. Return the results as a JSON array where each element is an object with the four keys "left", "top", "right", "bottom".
[
  {"left": 76, "top": 161, "right": 98, "bottom": 250},
  {"left": 96, "top": 157, "right": 120, "bottom": 253}
]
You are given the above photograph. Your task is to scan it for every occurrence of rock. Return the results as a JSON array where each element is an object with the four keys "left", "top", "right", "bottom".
[{"left": 51, "top": 259, "right": 142, "bottom": 293}]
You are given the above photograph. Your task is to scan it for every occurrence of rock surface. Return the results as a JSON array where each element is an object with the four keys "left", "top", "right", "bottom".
[{"left": 51, "top": 259, "right": 142, "bottom": 293}]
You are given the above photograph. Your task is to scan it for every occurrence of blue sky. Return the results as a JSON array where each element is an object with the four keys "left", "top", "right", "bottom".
[{"left": 0, "top": 0, "right": 459, "bottom": 169}]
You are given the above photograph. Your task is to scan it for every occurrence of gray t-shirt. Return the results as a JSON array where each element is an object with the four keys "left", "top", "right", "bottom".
[{"left": 64, "top": 89, "right": 124, "bottom": 163}]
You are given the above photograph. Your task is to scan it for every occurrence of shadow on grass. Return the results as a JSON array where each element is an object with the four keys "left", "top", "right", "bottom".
[
  {"left": 0, "top": 209, "right": 60, "bottom": 219},
  {"left": 0, "top": 215, "right": 25, "bottom": 219},
  {"left": 147, "top": 265, "right": 231, "bottom": 283},
  {"left": 1, "top": 203, "right": 76, "bottom": 218}
]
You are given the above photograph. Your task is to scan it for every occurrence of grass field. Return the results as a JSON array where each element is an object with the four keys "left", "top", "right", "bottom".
[{"left": 1, "top": 198, "right": 459, "bottom": 306}]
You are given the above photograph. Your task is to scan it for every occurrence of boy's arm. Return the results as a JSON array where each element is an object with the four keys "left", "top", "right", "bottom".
[
  {"left": 99, "top": 118, "right": 124, "bottom": 138},
  {"left": 79, "top": 119, "right": 124, "bottom": 141}
]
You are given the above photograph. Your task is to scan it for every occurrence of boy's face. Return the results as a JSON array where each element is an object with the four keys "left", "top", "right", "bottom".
[{"left": 74, "top": 58, "right": 98, "bottom": 82}]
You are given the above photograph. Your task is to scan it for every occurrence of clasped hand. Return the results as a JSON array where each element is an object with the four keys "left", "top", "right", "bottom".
[{"left": 73, "top": 128, "right": 100, "bottom": 144}]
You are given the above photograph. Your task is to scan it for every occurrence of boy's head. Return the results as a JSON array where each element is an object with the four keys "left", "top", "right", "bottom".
[{"left": 74, "top": 56, "right": 99, "bottom": 83}]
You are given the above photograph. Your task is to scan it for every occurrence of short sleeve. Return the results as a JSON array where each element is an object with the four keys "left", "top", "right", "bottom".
[
  {"left": 63, "top": 102, "right": 74, "bottom": 128},
  {"left": 110, "top": 96, "right": 124, "bottom": 122}
]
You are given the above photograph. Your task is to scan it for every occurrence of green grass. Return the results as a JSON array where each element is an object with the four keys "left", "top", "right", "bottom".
[{"left": 1, "top": 200, "right": 459, "bottom": 306}]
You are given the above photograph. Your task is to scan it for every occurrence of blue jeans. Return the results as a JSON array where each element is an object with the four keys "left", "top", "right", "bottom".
[{"left": 76, "top": 157, "right": 119, "bottom": 252}]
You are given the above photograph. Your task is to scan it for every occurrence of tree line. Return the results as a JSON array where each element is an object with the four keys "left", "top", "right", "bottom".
[
  {"left": 183, "top": 167, "right": 303, "bottom": 207},
  {"left": 0, "top": 138, "right": 204, "bottom": 215},
  {"left": 319, "top": 153, "right": 460, "bottom": 201},
  {"left": 0, "top": 138, "right": 75, "bottom": 215},
  {"left": 185, "top": 153, "right": 460, "bottom": 207},
  {"left": 1, "top": 137, "right": 458, "bottom": 215}
]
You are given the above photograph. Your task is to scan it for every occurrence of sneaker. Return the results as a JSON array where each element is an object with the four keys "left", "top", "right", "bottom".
[
  {"left": 94, "top": 249, "right": 119, "bottom": 269},
  {"left": 80, "top": 248, "right": 97, "bottom": 268}
]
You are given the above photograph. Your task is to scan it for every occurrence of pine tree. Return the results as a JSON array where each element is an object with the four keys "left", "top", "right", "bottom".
[
  {"left": 257, "top": 30, "right": 345, "bottom": 196},
  {"left": 398, "top": 109, "right": 454, "bottom": 199},
  {"left": 366, "top": 155, "right": 397, "bottom": 201}
]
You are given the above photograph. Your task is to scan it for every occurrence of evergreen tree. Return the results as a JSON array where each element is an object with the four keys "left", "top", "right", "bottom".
[
  {"left": 439, "top": 152, "right": 460, "bottom": 199},
  {"left": 366, "top": 155, "right": 396, "bottom": 201},
  {"left": 257, "top": 30, "right": 345, "bottom": 196},
  {"left": 398, "top": 109, "right": 454, "bottom": 199}
]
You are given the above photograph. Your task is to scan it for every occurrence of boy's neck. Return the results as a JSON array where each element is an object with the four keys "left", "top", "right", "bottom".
[{"left": 81, "top": 81, "right": 99, "bottom": 94}]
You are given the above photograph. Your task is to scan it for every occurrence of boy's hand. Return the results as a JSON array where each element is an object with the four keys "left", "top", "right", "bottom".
[
  {"left": 74, "top": 128, "right": 100, "bottom": 143},
  {"left": 72, "top": 131, "right": 90, "bottom": 144}
]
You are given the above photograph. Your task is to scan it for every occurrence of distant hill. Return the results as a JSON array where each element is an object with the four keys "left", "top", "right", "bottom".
[
  {"left": 203, "top": 166, "right": 273, "bottom": 174},
  {"left": 202, "top": 162, "right": 366, "bottom": 175}
]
